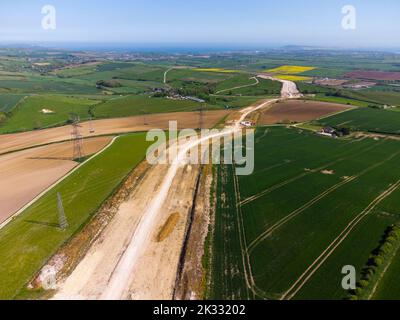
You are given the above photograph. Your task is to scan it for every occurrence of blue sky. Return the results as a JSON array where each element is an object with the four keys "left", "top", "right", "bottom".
[{"left": 0, "top": 0, "right": 399, "bottom": 48}]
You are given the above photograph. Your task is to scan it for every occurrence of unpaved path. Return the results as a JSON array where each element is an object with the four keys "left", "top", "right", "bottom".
[{"left": 164, "top": 68, "right": 174, "bottom": 84}]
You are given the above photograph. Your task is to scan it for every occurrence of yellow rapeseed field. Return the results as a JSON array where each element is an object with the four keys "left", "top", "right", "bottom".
[
  {"left": 276, "top": 75, "right": 312, "bottom": 81},
  {"left": 267, "top": 65, "right": 316, "bottom": 74}
]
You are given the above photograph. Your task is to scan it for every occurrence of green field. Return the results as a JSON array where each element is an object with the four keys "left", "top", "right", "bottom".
[
  {"left": 306, "top": 94, "right": 372, "bottom": 107},
  {"left": 340, "top": 90, "right": 400, "bottom": 107},
  {"left": 0, "top": 95, "right": 100, "bottom": 133},
  {"left": 0, "top": 133, "right": 151, "bottom": 299},
  {"left": 314, "top": 107, "right": 400, "bottom": 134},
  {"left": 0, "top": 94, "right": 26, "bottom": 112},
  {"left": 93, "top": 94, "right": 207, "bottom": 118},
  {"left": 296, "top": 82, "right": 400, "bottom": 107},
  {"left": 212, "top": 95, "right": 267, "bottom": 109},
  {"left": 216, "top": 77, "right": 282, "bottom": 96},
  {"left": 54, "top": 64, "right": 102, "bottom": 78},
  {"left": 77, "top": 63, "right": 167, "bottom": 84},
  {"left": 209, "top": 127, "right": 400, "bottom": 300},
  {"left": 0, "top": 76, "right": 100, "bottom": 95},
  {"left": 167, "top": 68, "right": 234, "bottom": 85}
]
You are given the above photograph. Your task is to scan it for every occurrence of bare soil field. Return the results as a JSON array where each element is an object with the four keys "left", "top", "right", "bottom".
[
  {"left": 0, "top": 136, "right": 112, "bottom": 224},
  {"left": 0, "top": 110, "right": 230, "bottom": 155},
  {"left": 259, "top": 100, "right": 352, "bottom": 124},
  {"left": 344, "top": 70, "right": 400, "bottom": 81}
]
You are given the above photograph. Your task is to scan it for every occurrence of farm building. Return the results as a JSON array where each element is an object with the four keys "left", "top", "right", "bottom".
[{"left": 318, "top": 127, "right": 338, "bottom": 138}]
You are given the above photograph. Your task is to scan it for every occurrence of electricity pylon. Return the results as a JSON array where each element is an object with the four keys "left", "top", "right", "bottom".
[
  {"left": 70, "top": 113, "right": 84, "bottom": 161},
  {"left": 57, "top": 192, "right": 68, "bottom": 230}
]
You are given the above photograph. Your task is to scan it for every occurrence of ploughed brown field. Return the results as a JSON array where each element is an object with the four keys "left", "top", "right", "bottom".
[
  {"left": 344, "top": 70, "right": 400, "bottom": 81},
  {"left": 259, "top": 100, "right": 352, "bottom": 124},
  {"left": 0, "top": 136, "right": 113, "bottom": 224},
  {"left": 0, "top": 110, "right": 230, "bottom": 155}
]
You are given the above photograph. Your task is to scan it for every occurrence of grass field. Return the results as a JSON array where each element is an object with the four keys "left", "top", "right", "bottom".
[
  {"left": 0, "top": 76, "right": 100, "bottom": 95},
  {"left": 0, "top": 133, "right": 151, "bottom": 299},
  {"left": 0, "top": 95, "right": 100, "bottom": 133},
  {"left": 54, "top": 63, "right": 102, "bottom": 78},
  {"left": 214, "top": 76, "right": 281, "bottom": 96},
  {"left": 167, "top": 68, "right": 233, "bottom": 84},
  {"left": 314, "top": 107, "right": 400, "bottom": 134},
  {"left": 78, "top": 63, "right": 167, "bottom": 84},
  {"left": 0, "top": 94, "right": 26, "bottom": 112},
  {"left": 344, "top": 90, "right": 400, "bottom": 107},
  {"left": 209, "top": 127, "right": 400, "bottom": 300},
  {"left": 226, "top": 78, "right": 281, "bottom": 96},
  {"left": 212, "top": 96, "right": 268, "bottom": 109},
  {"left": 214, "top": 74, "right": 258, "bottom": 92},
  {"left": 194, "top": 68, "right": 239, "bottom": 73},
  {"left": 306, "top": 94, "right": 372, "bottom": 107},
  {"left": 93, "top": 94, "right": 207, "bottom": 118},
  {"left": 297, "top": 82, "right": 400, "bottom": 107}
]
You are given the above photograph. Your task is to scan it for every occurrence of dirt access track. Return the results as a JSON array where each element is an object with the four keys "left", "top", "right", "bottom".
[
  {"left": 0, "top": 136, "right": 112, "bottom": 224},
  {"left": 0, "top": 110, "right": 230, "bottom": 155},
  {"left": 259, "top": 100, "right": 353, "bottom": 124}
]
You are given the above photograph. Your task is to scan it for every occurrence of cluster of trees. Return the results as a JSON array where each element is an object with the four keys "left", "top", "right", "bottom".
[
  {"left": 176, "top": 81, "right": 215, "bottom": 97},
  {"left": 335, "top": 126, "right": 351, "bottom": 136},
  {"left": 153, "top": 90, "right": 168, "bottom": 98},
  {"left": 165, "top": 81, "right": 215, "bottom": 102},
  {"left": 347, "top": 225, "right": 400, "bottom": 300},
  {"left": 96, "top": 79, "right": 122, "bottom": 88},
  {"left": 325, "top": 90, "right": 344, "bottom": 97}
]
